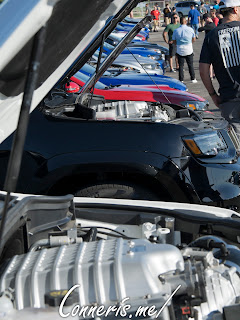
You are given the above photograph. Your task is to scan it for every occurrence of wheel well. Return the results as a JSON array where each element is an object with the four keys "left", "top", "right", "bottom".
[{"left": 47, "top": 171, "right": 173, "bottom": 201}]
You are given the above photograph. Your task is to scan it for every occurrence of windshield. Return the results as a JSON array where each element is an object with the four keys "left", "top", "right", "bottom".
[{"left": 74, "top": 71, "right": 107, "bottom": 89}]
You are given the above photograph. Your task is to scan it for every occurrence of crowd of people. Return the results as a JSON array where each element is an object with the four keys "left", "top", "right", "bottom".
[
  {"left": 145, "top": 2, "right": 178, "bottom": 30},
  {"left": 145, "top": 0, "right": 240, "bottom": 139},
  {"left": 145, "top": 1, "right": 227, "bottom": 85}
]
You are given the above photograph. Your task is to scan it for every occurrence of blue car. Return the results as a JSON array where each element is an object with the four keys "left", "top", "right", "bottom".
[
  {"left": 106, "top": 33, "right": 169, "bottom": 56},
  {"left": 80, "top": 63, "right": 186, "bottom": 91},
  {"left": 101, "top": 42, "right": 165, "bottom": 72},
  {"left": 115, "top": 23, "right": 149, "bottom": 40},
  {"left": 118, "top": 21, "right": 150, "bottom": 34}
]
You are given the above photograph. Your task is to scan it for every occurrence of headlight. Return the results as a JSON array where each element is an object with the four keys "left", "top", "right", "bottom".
[
  {"left": 182, "top": 132, "right": 227, "bottom": 157},
  {"left": 180, "top": 100, "right": 209, "bottom": 111},
  {"left": 147, "top": 55, "right": 161, "bottom": 60},
  {"left": 152, "top": 49, "right": 161, "bottom": 54},
  {"left": 141, "top": 64, "right": 153, "bottom": 70}
]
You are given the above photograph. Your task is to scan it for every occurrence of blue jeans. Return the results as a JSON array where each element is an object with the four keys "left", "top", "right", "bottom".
[{"left": 191, "top": 24, "right": 199, "bottom": 37}]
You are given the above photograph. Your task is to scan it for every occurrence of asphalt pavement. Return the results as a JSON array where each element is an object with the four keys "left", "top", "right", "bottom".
[{"left": 148, "top": 26, "right": 220, "bottom": 114}]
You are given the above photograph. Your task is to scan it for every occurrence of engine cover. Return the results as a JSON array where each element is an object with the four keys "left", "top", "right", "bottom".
[
  {"left": 0, "top": 239, "right": 184, "bottom": 310},
  {"left": 1, "top": 238, "right": 240, "bottom": 320}
]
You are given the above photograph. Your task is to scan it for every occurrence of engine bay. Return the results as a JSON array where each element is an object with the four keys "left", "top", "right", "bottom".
[
  {"left": 42, "top": 90, "right": 196, "bottom": 123},
  {"left": 0, "top": 194, "right": 240, "bottom": 320}
]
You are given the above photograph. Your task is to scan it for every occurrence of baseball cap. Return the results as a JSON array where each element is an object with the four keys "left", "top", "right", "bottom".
[{"left": 219, "top": 0, "right": 240, "bottom": 8}]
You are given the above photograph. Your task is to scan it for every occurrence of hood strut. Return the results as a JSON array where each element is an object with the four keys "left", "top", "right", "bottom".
[
  {"left": 0, "top": 26, "right": 47, "bottom": 255},
  {"left": 78, "top": 16, "right": 151, "bottom": 98},
  {"left": 88, "top": 33, "right": 106, "bottom": 108}
]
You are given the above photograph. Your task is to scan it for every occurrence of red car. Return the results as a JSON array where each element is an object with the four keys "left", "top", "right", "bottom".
[{"left": 69, "top": 72, "right": 209, "bottom": 111}]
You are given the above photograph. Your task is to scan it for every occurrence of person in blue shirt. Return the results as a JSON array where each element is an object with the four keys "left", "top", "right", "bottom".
[
  {"left": 188, "top": 4, "right": 201, "bottom": 38},
  {"left": 213, "top": 0, "right": 220, "bottom": 10},
  {"left": 173, "top": 16, "right": 197, "bottom": 83}
]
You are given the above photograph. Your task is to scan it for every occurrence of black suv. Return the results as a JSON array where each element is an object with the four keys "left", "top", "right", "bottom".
[{"left": 1, "top": 90, "right": 240, "bottom": 211}]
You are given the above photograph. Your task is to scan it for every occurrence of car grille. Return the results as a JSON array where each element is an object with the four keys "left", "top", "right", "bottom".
[{"left": 228, "top": 125, "right": 240, "bottom": 151}]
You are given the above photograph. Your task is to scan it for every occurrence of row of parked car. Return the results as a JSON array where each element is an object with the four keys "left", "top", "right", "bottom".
[{"left": 1, "top": 1, "right": 240, "bottom": 320}]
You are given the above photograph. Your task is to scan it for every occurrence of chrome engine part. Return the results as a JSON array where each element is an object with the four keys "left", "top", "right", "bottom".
[
  {"left": 1, "top": 239, "right": 184, "bottom": 310},
  {"left": 1, "top": 238, "right": 240, "bottom": 320},
  {"left": 94, "top": 100, "right": 170, "bottom": 121}
]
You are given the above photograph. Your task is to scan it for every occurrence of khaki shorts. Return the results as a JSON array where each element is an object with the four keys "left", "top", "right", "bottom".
[{"left": 164, "top": 17, "right": 170, "bottom": 25}]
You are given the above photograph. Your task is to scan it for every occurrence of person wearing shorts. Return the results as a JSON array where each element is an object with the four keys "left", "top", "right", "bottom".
[
  {"left": 151, "top": 6, "right": 160, "bottom": 32},
  {"left": 163, "top": 13, "right": 180, "bottom": 72},
  {"left": 163, "top": 4, "right": 171, "bottom": 25}
]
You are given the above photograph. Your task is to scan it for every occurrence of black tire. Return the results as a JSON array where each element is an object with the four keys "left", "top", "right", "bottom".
[
  {"left": 178, "top": 12, "right": 183, "bottom": 18},
  {"left": 75, "top": 182, "right": 159, "bottom": 201}
]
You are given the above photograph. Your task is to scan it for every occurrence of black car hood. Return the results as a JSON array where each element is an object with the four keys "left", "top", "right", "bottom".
[{"left": 0, "top": 0, "right": 139, "bottom": 143}]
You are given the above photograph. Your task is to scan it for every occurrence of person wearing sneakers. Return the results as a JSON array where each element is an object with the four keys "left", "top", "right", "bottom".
[
  {"left": 199, "top": 0, "right": 240, "bottom": 138},
  {"left": 151, "top": 6, "right": 160, "bottom": 32},
  {"left": 163, "top": 13, "right": 180, "bottom": 72},
  {"left": 172, "top": 16, "right": 197, "bottom": 83}
]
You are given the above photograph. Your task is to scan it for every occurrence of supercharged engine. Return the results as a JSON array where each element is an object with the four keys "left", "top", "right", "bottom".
[
  {"left": 0, "top": 194, "right": 240, "bottom": 320},
  {"left": 93, "top": 100, "right": 172, "bottom": 121},
  {"left": 42, "top": 90, "right": 186, "bottom": 122}
]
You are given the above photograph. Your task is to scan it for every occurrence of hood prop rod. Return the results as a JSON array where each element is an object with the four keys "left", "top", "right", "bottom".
[
  {"left": 0, "top": 26, "right": 47, "bottom": 256},
  {"left": 79, "top": 15, "right": 152, "bottom": 97},
  {"left": 87, "top": 33, "right": 106, "bottom": 108}
]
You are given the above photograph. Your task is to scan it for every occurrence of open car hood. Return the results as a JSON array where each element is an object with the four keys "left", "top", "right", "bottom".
[
  {"left": 0, "top": 0, "right": 140, "bottom": 143},
  {"left": 1, "top": 191, "right": 240, "bottom": 320}
]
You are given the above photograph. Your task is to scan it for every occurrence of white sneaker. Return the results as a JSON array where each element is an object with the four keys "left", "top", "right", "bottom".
[{"left": 191, "top": 79, "right": 198, "bottom": 83}]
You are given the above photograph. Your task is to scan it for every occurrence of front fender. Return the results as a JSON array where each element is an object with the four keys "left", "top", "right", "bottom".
[{"left": 25, "top": 150, "right": 200, "bottom": 203}]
